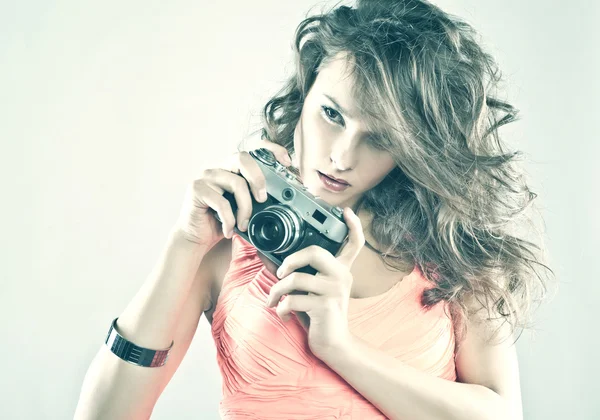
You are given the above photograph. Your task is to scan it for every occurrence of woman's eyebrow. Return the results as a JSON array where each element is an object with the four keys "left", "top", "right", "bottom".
[{"left": 323, "top": 94, "right": 357, "bottom": 119}]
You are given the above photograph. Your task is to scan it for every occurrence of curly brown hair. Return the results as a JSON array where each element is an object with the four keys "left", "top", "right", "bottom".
[{"left": 239, "top": 0, "right": 555, "bottom": 347}]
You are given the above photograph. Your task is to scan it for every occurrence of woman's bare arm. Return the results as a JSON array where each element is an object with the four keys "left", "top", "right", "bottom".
[{"left": 74, "top": 229, "right": 220, "bottom": 420}]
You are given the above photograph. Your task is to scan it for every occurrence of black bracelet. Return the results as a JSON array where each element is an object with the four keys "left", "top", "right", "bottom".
[{"left": 104, "top": 317, "right": 174, "bottom": 368}]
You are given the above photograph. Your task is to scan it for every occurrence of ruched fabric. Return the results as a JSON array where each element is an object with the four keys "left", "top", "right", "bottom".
[{"left": 210, "top": 233, "right": 457, "bottom": 419}]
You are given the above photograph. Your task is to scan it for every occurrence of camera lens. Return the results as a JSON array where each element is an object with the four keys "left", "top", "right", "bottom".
[
  {"left": 258, "top": 215, "right": 283, "bottom": 248},
  {"left": 248, "top": 205, "right": 302, "bottom": 254}
]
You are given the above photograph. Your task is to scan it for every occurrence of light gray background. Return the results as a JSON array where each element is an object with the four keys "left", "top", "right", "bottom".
[{"left": 1, "top": 0, "right": 597, "bottom": 419}]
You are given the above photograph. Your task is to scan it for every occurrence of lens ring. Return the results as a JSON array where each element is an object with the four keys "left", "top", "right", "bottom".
[
  {"left": 250, "top": 148, "right": 276, "bottom": 166},
  {"left": 248, "top": 205, "right": 302, "bottom": 254}
]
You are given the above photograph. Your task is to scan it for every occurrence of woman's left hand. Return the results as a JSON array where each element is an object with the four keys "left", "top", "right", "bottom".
[{"left": 265, "top": 206, "right": 365, "bottom": 361}]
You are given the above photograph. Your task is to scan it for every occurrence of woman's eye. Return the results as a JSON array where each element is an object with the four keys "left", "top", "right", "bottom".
[{"left": 320, "top": 106, "right": 344, "bottom": 126}]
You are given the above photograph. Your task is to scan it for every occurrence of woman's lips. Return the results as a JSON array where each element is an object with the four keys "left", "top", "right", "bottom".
[
  {"left": 317, "top": 171, "right": 351, "bottom": 192},
  {"left": 321, "top": 172, "right": 349, "bottom": 185}
]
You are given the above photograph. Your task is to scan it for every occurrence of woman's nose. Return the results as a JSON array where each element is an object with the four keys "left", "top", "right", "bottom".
[{"left": 329, "top": 134, "right": 360, "bottom": 170}]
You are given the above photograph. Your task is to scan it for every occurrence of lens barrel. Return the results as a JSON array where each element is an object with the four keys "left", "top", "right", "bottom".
[{"left": 248, "top": 205, "right": 302, "bottom": 254}]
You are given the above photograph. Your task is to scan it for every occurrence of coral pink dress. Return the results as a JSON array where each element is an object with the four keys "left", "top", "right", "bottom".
[{"left": 210, "top": 233, "right": 457, "bottom": 419}]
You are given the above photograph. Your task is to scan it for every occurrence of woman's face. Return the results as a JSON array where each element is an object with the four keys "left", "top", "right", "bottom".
[{"left": 292, "top": 53, "right": 397, "bottom": 211}]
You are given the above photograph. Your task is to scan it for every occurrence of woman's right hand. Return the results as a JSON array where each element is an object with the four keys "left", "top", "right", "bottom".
[{"left": 173, "top": 140, "right": 293, "bottom": 251}]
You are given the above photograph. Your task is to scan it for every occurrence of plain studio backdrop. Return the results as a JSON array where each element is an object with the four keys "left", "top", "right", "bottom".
[{"left": 1, "top": 0, "right": 597, "bottom": 418}]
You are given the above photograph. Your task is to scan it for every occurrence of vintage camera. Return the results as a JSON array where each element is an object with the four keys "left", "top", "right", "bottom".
[{"left": 214, "top": 148, "right": 349, "bottom": 277}]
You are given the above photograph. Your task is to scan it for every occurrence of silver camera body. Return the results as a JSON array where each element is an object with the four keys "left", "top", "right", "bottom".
[{"left": 216, "top": 148, "right": 349, "bottom": 276}]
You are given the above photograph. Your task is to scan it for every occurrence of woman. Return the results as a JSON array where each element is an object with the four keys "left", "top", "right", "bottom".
[{"left": 75, "top": 1, "right": 554, "bottom": 419}]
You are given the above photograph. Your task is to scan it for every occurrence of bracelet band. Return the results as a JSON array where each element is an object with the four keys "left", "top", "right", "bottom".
[{"left": 104, "top": 317, "right": 173, "bottom": 368}]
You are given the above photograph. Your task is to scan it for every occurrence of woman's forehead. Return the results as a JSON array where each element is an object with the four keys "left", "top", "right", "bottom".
[
  {"left": 315, "top": 57, "right": 361, "bottom": 115},
  {"left": 317, "top": 53, "right": 356, "bottom": 88},
  {"left": 315, "top": 57, "right": 391, "bottom": 139}
]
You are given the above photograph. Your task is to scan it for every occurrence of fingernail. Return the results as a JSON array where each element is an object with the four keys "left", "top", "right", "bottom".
[
  {"left": 283, "top": 155, "right": 292, "bottom": 165},
  {"left": 260, "top": 189, "right": 267, "bottom": 201},
  {"left": 240, "top": 219, "right": 249, "bottom": 231}
]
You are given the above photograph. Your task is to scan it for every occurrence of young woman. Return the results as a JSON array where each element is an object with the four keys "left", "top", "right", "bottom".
[{"left": 76, "top": 1, "right": 553, "bottom": 419}]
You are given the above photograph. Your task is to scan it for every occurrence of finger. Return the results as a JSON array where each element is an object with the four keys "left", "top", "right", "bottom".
[
  {"left": 277, "top": 245, "right": 340, "bottom": 278},
  {"left": 248, "top": 136, "right": 292, "bottom": 166},
  {"left": 293, "top": 311, "right": 311, "bottom": 330},
  {"left": 216, "top": 152, "right": 269, "bottom": 231},
  {"left": 275, "top": 294, "right": 315, "bottom": 322},
  {"left": 267, "top": 273, "right": 334, "bottom": 307},
  {"left": 222, "top": 151, "right": 269, "bottom": 203},
  {"left": 335, "top": 207, "right": 365, "bottom": 267},
  {"left": 201, "top": 166, "right": 253, "bottom": 233},
  {"left": 259, "top": 138, "right": 292, "bottom": 166},
  {"left": 193, "top": 180, "right": 236, "bottom": 237}
]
